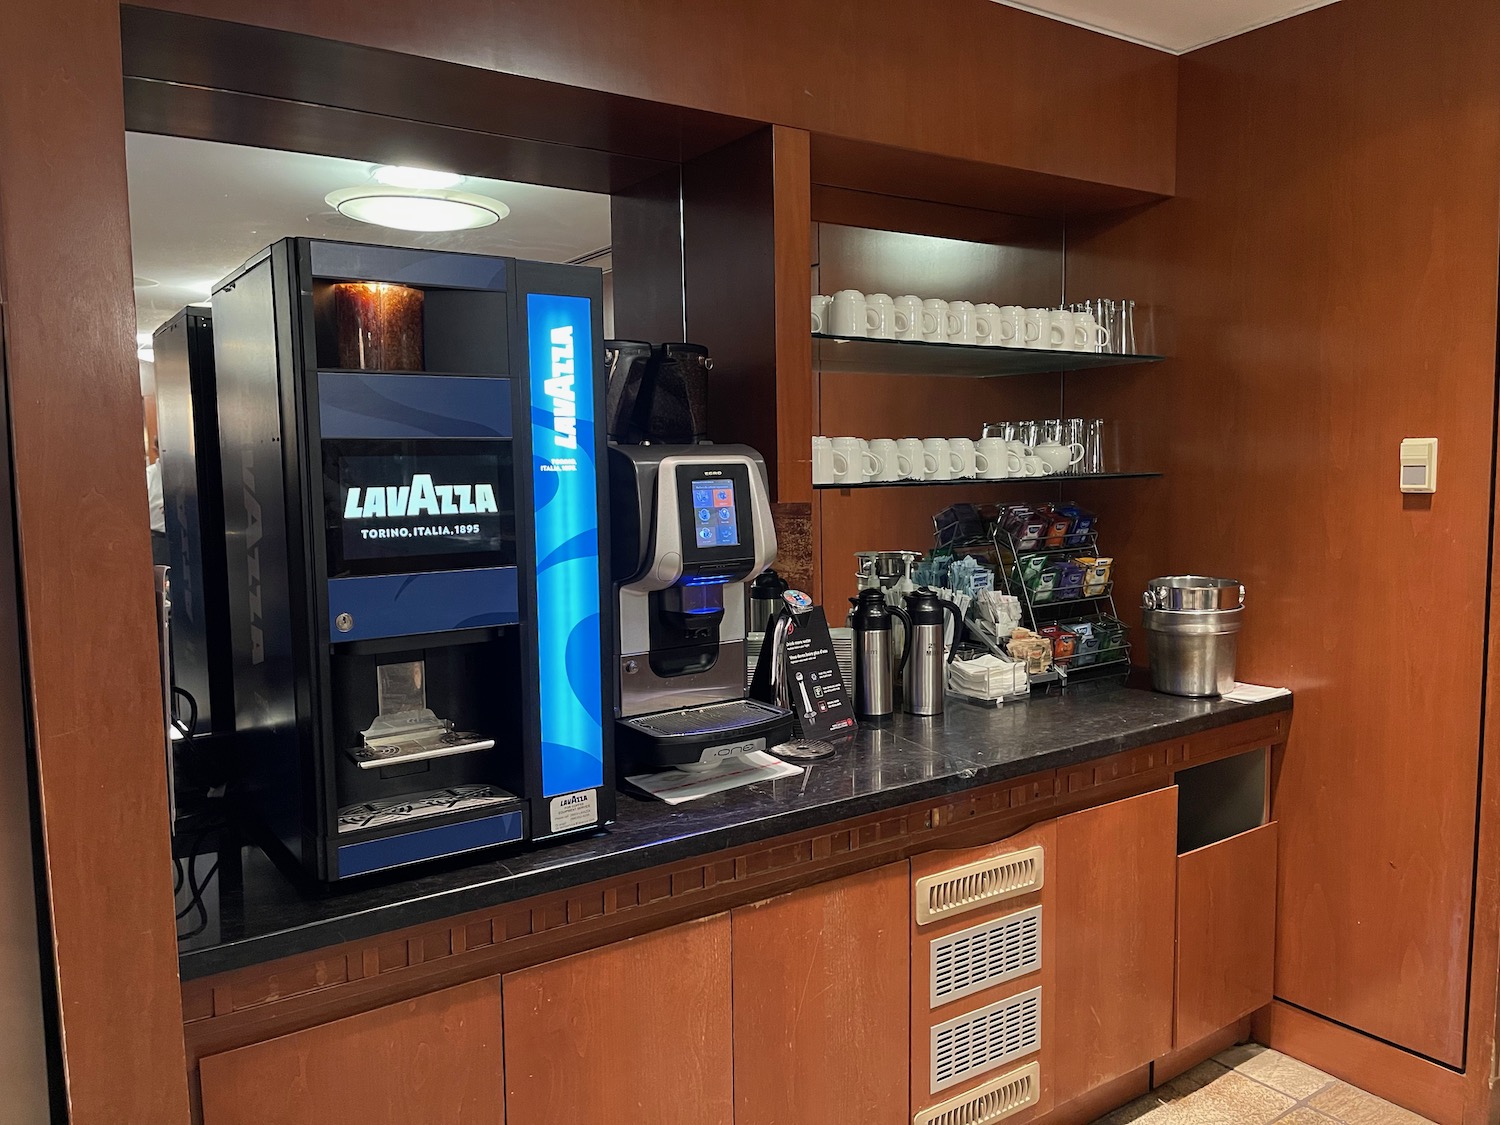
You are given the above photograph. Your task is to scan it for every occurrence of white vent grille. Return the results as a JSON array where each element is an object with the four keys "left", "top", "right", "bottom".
[
  {"left": 931, "top": 987, "right": 1042, "bottom": 1093},
  {"left": 930, "top": 905, "right": 1042, "bottom": 1009},
  {"left": 916, "top": 846, "right": 1044, "bottom": 926},
  {"left": 914, "top": 1062, "right": 1041, "bottom": 1125}
]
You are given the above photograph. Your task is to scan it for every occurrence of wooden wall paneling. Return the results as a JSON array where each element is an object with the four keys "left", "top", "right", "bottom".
[
  {"left": 124, "top": 78, "right": 677, "bottom": 198},
  {"left": 0, "top": 315, "right": 56, "bottom": 1124},
  {"left": 0, "top": 1, "right": 191, "bottom": 1122},
  {"left": 682, "top": 126, "right": 812, "bottom": 503},
  {"left": 502, "top": 914, "right": 733, "bottom": 1125},
  {"left": 1174, "top": 824, "right": 1277, "bottom": 1046},
  {"left": 1252, "top": 1002, "right": 1467, "bottom": 1125},
  {"left": 1065, "top": 0, "right": 1500, "bottom": 1066},
  {"left": 198, "top": 979, "right": 502, "bottom": 1125},
  {"left": 771, "top": 126, "right": 814, "bottom": 505},
  {"left": 813, "top": 185, "right": 1071, "bottom": 247},
  {"left": 733, "top": 863, "right": 910, "bottom": 1125},
  {"left": 129, "top": 1, "right": 1178, "bottom": 197},
  {"left": 1051, "top": 787, "right": 1176, "bottom": 1104},
  {"left": 609, "top": 165, "right": 687, "bottom": 344}
]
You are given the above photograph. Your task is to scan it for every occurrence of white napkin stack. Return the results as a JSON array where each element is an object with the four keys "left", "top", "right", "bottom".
[{"left": 948, "top": 653, "right": 1029, "bottom": 701}]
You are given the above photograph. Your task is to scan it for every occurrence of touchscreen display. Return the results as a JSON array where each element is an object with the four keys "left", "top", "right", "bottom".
[
  {"left": 691, "top": 479, "right": 739, "bottom": 548},
  {"left": 335, "top": 452, "right": 509, "bottom": 563}
]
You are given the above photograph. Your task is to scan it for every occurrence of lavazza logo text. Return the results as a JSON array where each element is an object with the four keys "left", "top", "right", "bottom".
[
  {"left": 344, "top": 475, "right": 499, "bottom": 520},
  {"left": 541, "top": 324, "right": 579, "bottom": 472}
]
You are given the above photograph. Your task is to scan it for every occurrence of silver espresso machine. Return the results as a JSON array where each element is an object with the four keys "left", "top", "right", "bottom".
[{"left": 608, "top": 444, "right": 793, "bottom": 771}]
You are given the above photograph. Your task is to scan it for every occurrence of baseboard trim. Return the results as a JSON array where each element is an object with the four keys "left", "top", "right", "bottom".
[{"left": 1253, "top": 1001, "right": 1467, "bottom": 1124}]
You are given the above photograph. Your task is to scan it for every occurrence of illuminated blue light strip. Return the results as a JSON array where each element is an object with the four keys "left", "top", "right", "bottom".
[{"left": 526, "top": 293, "right": 604, "bottom": 798}]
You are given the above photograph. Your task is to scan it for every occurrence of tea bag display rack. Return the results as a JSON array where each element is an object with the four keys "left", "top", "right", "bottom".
[
  {"left": 812, "top": 333, "right": 1166, "bottom": 379},
  {"left": 992, "top": 525, "right": 1132, "bottom": 679}
]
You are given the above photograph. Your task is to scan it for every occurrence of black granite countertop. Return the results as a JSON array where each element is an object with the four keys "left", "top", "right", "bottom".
[{"left": 175, "top": 678, "right": 1291, "bottom": 980}]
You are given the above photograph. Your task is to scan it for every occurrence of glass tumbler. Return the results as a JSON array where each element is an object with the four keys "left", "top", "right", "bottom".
[{"left": 1084, "top": 419, "right": 1107, "bottom": 473}]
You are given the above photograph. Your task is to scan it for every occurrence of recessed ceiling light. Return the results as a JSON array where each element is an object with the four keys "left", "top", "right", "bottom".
[
  {"left": 325, "top": 186, "right": 508, "bottom": 233},
  {"left": 372, "top": 165, "right": 464, "bottom": 190}
]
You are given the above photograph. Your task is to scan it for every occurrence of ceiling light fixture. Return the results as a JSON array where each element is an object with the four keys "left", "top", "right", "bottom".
[
  {"left": 371, "top": 165, "right": 465, "bottom": 190},
  {"left": 326, "top": 186, "right": 508, "bottom": 233}
]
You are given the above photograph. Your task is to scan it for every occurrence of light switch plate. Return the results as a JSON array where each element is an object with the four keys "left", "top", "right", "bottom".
[{"left": 1400, "top": 437, "right": 1438, "bottom": 493}]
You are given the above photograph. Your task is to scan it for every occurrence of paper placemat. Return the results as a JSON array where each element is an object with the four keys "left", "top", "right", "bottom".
[{"left": 626, "top": 750, "right": 804, "bottom": 804}]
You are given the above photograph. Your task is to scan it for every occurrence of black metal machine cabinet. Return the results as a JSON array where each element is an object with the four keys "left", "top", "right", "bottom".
[
  {"left": 154, "top": 307, "right": 233, "bottom": 738},
  {"left": 211, "top": 238, "right": 613, "bottom": 880}
]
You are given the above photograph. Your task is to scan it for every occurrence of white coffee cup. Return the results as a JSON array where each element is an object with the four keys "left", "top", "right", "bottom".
[
  {"left": 866, "top": 293, "right": 898, "bottom": 340},
  {"left": 922, "top": 437, "right": 963, "bottom": 481},
  {"left": 949, "top": 301, "right": 979, "bottom": 345},
  {"left": 976, "top": 437, "right": 1021, "bottom": 478},
  {"left": 974, "top": 303, "right": 1002, "bottom": 346},
  {"left": 812, "top": 436, "right": 836, "bottom": 484},
  {"left": 831, "top": 436, "right": 877, "bottom": 485},
  {"left": 994, "top": 306, "right": 1027, "bottom": 348},
  {"left": 1020, "top": 454, "right": 1053, "bottom": 477},
  {"left": 1004, "top": 439, "right": 1032, "bottom": 467},
  {"left": 893, "top": 296, "right": 923, "bottom": 341},
  {"left": 1034, "top": 439, "right": 1085, "bottom": 473},
  {"left": 949, "top": 437, "right": 982, "bottom": 478},
  {"left": 921, "top": 299, "right": 958, "bottom": 343},
  {"left": 829, "top": 290, "right": 878, "bottom": 337},
  {"left": 811, "top": 295, "right": 832, "bottom": 334},
  {"left": 1074, "top": 310, "right": 1109, "bottom": 353},
  {"left": 1049, "top": 309, "right": 1084, "bottom": 351},
  {"left": 866, "top": 438, "right": 907, "bottom": 482},
  {"left": 1022, "top": 308, "right": 1051, "bottom": 349},
  {"left": 895, "top": 437, "right": 934, "bottom": 479}
]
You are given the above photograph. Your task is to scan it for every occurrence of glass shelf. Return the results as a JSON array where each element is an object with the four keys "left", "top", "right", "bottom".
[
  {"left": 814, "top": 472, "right": 1161, "bottom": 490},
  {"left": 812, "top": 333, "right": 1165, "bottom": 378}
]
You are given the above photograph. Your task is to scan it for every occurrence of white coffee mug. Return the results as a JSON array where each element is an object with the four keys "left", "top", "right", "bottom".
[
  {"left": 921, "top": 299, "right": 957, "bottom": 343},
  {"left": 974, "top": 303, "right": 1002, "bottom": 346},
  {"left": 893, "top": 295, "right": 923, "bottom": 341},
  {"left": 812, "top": 436, "right": 836, "bottom": 484},
  {"left": 1049, "top": 309, "right": 1083, "bottom": 351},
  {"left": 829, "top": 290, "right": 878, "bottom": 338},
  {"left": 831, "top": 436, "right": 877, "bottom": 485},
  {"left": 1023, "top": 308, "right": 1052, "bottom": 349},
  {"left": 1074, "top": 310, "right": 1109, "bottom": 353},
  {"left": 976, "top": 437, "right": 1021, "bottom": 479},
  {"left": 895, "top": 437, "right": 933, "bottom": 479},
  {"left": 949, "top": 301, "right": 980, "bottom": 345},
  {"left": 995, "top": 306, "right": 1027, "bottom": 348},
  {"left": 922, "top": 437, "right": 963, "bottom": 481},
  {"left": 1005, "top": 440, "right": 1033, "bottom": 469},
  {"left": 866, "top": 438, "right": 907, "bottom": 482},
  {"left": 866, "top": 293, "right": 898, "bottom": 340},
  {"left": 949, "top": 437, "right": 982, "bottom": 478},
  {"left": 1034, "top": 439, "right": 1085, "bottom": 473},
  {"left": 811, "top": 295, "right": 832, "bottom": 334},
  {"left": 1020, "top": 454, "right": 1053, "bottom": 477}
]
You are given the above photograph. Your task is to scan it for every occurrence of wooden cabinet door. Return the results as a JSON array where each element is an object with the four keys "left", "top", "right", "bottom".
[
  {"left": 1052, "top": 787, "right": 1177, "bottom": 1104},
  {"left": 199, "top": 978, "right": 503, "bottom": 1125},
  {"left": 502, "top": 914, "right": 732, "bottom": 1125},
  {"left": 732, "top": 863, "right": 910, "bottom": 1125},
  {"left": 1176, "top": 822, "right": 1278, "bottom": 1045}
]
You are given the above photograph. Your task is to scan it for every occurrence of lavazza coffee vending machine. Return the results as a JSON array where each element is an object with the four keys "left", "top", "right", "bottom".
[{"left": 208, "top": 238, "right": 613, "bottom": 880}]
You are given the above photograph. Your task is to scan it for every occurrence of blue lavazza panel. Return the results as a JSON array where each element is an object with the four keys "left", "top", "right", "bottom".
[
  {"left": 318, "top": 372, "right": 511, "bottom": 439},
  {"left": 337, "top": 811, "right": 526, "bottom": 877},
  {"left": 525, "top": 293, "right": 604, "bottom": 798},
  {"left": 327, "top": 567, "right": 519, "bottom": 642}
]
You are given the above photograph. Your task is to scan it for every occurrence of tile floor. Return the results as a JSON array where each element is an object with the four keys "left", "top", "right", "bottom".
[{"left": 1093, "top": 1044, "right": 1435, "bottom": 1124}]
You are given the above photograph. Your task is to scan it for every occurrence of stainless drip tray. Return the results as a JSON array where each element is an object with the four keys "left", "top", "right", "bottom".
[
  {"left": 344, "top": 729, "right": 495, "bottom": 770},
  {"left": 625, "top": 698, "right": 790, "bottom": 737},
  {"left": 336, "top": 783, "right": 521, "bottom": 834}
]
